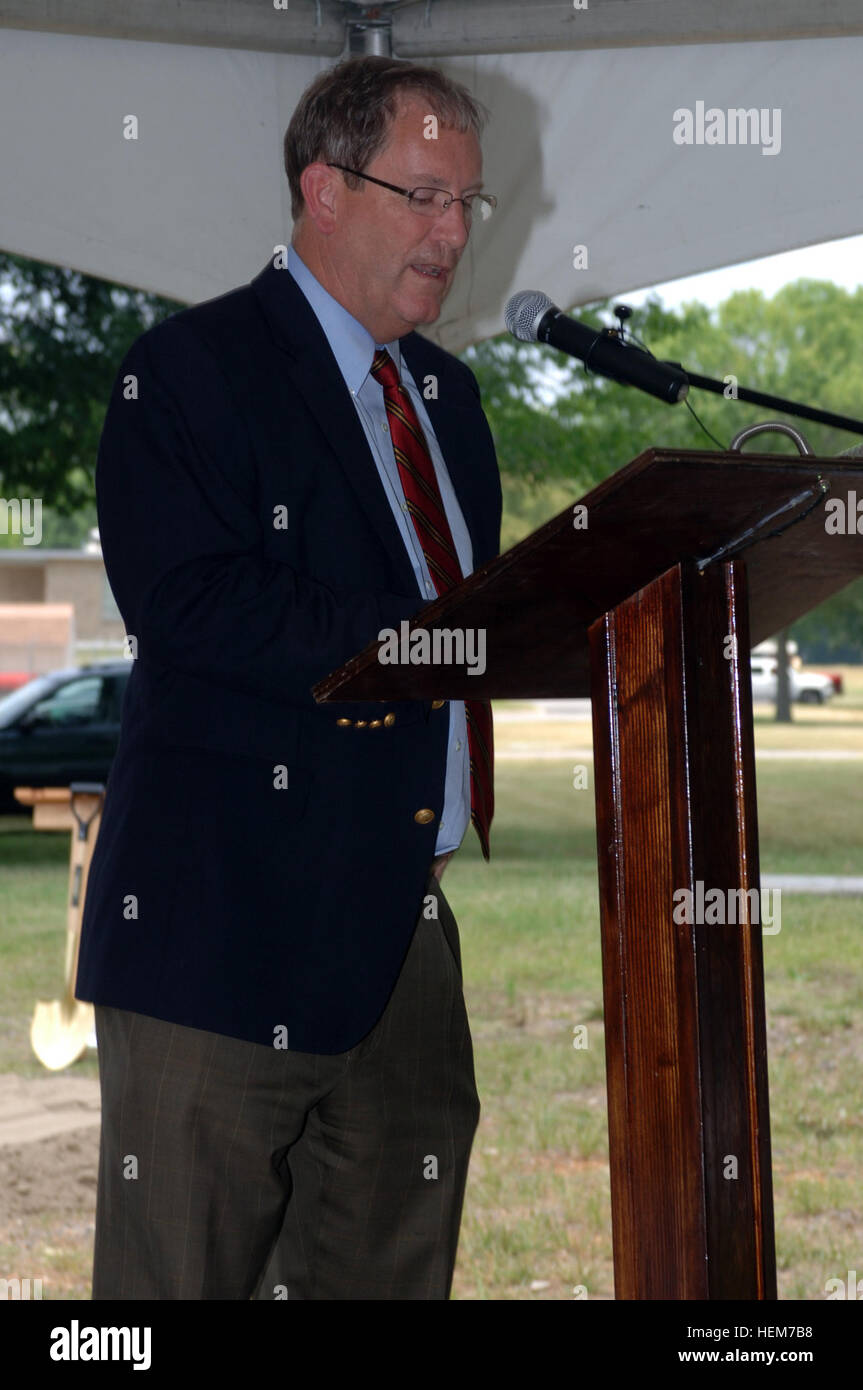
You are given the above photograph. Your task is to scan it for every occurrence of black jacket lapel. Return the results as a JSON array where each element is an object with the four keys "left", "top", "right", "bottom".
[
  {"left": 251, "top": 258, "right": 490, "bottom": 589},
  {"left": 251, "top": 261, "right": 419, "bottom": 596}
]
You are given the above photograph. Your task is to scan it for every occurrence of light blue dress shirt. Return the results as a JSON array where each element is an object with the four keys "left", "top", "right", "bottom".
[{"left": 288, "top": 245, "right": 472, "bottom": 856}]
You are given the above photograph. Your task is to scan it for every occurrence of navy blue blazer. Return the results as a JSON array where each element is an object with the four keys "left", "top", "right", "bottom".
[{"left": 75, "top": 258, "right": 502, "bottom": 1052}]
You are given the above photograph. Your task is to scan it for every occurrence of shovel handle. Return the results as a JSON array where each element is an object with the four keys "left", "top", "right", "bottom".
[{"left": 62, "top": 784, "right": 105, "bottom": 1006}]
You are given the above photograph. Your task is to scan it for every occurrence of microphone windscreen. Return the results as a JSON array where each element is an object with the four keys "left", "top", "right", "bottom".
[{"left": 505, "top": 290, "right": 555, "bottom": 342}]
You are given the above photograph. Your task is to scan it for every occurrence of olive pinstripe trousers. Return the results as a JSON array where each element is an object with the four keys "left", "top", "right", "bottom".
[{"left": 90, "top": 872, "right": 480, "bottom": 1300}]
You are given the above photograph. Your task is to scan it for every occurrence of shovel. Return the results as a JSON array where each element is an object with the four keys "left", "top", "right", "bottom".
[{"left": 27, "top": 782, "right": 104, "bottom": 1070}]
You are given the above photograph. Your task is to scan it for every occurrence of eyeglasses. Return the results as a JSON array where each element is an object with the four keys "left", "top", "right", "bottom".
[{"left": 328, "top": 164, "right": 497, "bottom": 223}]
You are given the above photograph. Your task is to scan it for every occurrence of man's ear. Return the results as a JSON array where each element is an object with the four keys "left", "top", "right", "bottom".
[{"left": 299, "top": 162, "right": 341, "bottom": 234}]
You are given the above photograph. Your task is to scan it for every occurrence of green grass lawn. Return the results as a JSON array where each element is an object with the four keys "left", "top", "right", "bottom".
[
  {"left": 445, "top": 758, "right": 863, "bottom": 1300},
  {"left": 1, "top": 751, "right": 861, "bottom": 1299}
]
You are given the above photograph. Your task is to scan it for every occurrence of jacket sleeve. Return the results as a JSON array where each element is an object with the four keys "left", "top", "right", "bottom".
[{"left": 95, "top": 316, "right": 426, "bottom": 708}]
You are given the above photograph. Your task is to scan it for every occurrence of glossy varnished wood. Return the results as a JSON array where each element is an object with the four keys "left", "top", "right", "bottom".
[
  {"left": 311, "top": 447, "right": 843, "bottom": 1301},
  {"left": 314, "top": 449, "right": 863, "bottom": 703},
  {"left": 590, "top": 559, "right": 775, "bottom": 1299}
]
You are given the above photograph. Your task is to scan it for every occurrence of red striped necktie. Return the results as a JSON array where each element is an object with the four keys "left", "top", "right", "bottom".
[{"left": 370, "top": 347, "right": 493, "bottom": 860}]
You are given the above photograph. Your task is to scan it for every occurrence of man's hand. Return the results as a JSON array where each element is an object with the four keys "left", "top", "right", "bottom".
[{"left": 431, "top": 851, "right": 454, "bottom": 882}]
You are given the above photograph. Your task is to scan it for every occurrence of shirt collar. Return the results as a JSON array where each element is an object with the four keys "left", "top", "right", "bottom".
[{"left": 287, "top": 245, "right": 403, "bottom": 395}]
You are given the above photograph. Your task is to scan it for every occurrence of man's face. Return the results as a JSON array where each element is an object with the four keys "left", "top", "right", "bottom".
[{"left": 309, "top": 92, "right": 483, "bottom": 343}]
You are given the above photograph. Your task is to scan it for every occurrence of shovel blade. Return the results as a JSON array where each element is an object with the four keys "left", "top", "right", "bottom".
[{"left": 30, "top": 999, "right": 94, "bottom": 1071}]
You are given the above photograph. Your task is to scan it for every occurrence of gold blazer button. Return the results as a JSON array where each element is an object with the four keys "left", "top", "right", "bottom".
[
  {"left": 414, "top": 808, "right": 436, "bottom": 825},
  {"left": 384, "top": 713, "right": 396, "bottom": 727},
  {"left": 431, "top": 699, "right": 446, "bottom": 709}
]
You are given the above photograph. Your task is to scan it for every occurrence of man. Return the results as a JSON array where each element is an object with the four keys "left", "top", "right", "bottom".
[{"left": 76, "top": 54, "right": 502, "bottom": 1301}]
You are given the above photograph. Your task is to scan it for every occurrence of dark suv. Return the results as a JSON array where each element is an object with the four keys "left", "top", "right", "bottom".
[{"left": 0, "top": 662, "right": 130, "bottom": 812}]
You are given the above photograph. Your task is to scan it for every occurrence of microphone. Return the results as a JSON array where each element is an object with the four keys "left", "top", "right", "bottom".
[{"left": 505, "top": 291, "right": 689, "bottom": 404}]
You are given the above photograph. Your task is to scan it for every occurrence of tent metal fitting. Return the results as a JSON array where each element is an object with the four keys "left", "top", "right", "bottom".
[{"left": 337, "top": 1, "right": 402, "bottom": 57}]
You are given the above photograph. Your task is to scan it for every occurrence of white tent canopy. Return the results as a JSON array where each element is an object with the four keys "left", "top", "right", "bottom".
[{"left": 2, "top": 0, "right": 863, "bottom": 351}]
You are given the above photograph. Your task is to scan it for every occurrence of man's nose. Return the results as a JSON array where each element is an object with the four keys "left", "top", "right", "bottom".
[{"left": 432, "top": 198, "right": 471, "bottom": 249}]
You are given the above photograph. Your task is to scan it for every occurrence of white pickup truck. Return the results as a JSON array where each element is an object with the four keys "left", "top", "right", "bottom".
[{"left": 750, "top": 656, "right": 836, "bottom": 705}]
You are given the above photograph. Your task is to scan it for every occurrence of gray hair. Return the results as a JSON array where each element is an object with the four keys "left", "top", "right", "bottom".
[{"left": 284, "top": 55, "right": 488, "bottom": 221}]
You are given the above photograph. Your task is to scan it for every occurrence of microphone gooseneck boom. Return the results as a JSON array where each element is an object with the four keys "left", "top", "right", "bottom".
[{"left": 505, "top": 290, "right": 690, "bottom": 405}]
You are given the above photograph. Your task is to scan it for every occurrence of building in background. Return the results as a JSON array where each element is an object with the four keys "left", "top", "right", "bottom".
[{"left": 0, "top": 529, "right": 124, "bottom": 688}]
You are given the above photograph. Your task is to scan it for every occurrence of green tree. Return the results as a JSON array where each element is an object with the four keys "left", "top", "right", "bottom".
[
  {"left": 1, "top": 257, "right": 861, "bottom": 659},
  {"left": 462, "top": 283, "right": 863, "bottom": 658},
  {"left": 0, "top": 253, "right": 182, "bottom": 530}
]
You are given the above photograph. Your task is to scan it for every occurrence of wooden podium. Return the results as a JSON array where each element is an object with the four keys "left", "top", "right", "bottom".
[{"left": 313, "top": 447, "right": 863, "bottom": 1300}]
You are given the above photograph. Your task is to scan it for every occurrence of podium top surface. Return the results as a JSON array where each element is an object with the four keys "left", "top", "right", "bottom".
[{"left": 314, "top": 447, "right": 863, "bottom": 701}]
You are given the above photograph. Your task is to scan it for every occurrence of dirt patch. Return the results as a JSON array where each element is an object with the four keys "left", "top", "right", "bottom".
[
  {"left": 0, "top": 1073, "right": 100, "bottom": 1296},
  {"left": 1, "top": 1128, "right": 98, "bottom": 1223},
  {"left": 0, "top": 1073, "right": 100, "bottom": 1148}
]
